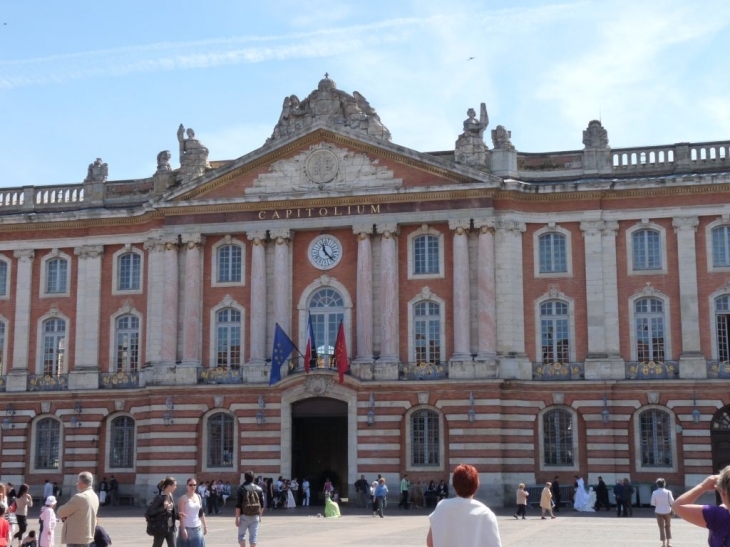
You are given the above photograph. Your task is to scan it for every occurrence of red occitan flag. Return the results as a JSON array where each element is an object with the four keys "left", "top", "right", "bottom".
[{"left": 333, "top": 320, "right": 348, "bottom": 384}]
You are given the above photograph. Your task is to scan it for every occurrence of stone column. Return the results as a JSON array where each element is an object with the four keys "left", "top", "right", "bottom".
[
  {"left": 7, "top": 250, "right": 34, "bottom": 391},
  {"left": 247, "top": 230, "right": 268, "bottom": 365},
  {"left": 494, "top": 220, "right": 530, "bottom": 379},
  {"left": 160, "top": 237, "right": 180, "bottom": 365},
  {"left": 581, "top": 220, "right": 625, "bottom": 379},
  {"left": 270, "top": 228, "right": 292, "bottom": 336},
  {"left": 353, "top": 224, "right": 374, "bottom": 367},
  {"left": 449, "top": 219, "right": 472, "bottom": 362},
  {"left": 181, "top": 234, "right": 204, "bottom": 369},
  {"left": 673, "top": 216, "right": 706, "bottom": 378},
  {"left": 377, "top": 223, "right": 399, "bottom": 379},
  {"left": 473, "top": 219, "right": 498, "bottom": 375},
  {"left": 71, "top": 245, "right": 104, "bottom": 389}
]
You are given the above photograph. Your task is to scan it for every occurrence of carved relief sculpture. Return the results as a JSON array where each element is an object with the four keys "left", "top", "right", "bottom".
[
  {"left": 156, "top": 150, "right": 172, "bottom": 173},
  {"left": 266, "top": 74, "right": 392, "bottom": 143},
  {"left": 491, "top": 125, "right": 515, "bottom": 151}
]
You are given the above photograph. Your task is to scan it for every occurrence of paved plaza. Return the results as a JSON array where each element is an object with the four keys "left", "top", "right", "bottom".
[{"left": 83, "top": 504, "right": 710, "bottom": 547}]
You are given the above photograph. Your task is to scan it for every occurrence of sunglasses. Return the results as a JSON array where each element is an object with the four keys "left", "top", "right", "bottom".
[{"left": 188, "top": 483, "right": 197, "bottom": 487}]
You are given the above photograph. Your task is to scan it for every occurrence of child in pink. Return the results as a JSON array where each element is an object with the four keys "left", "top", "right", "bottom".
[{"left": 38, "top": 497, "right": 57, "bottom": 547}]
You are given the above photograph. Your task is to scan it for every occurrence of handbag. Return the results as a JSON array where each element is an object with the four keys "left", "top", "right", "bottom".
[
  {"left": 145, "top": 514, "right": 169, "bottom": 537},
  {"left": 7, "top": 502, "right": 16, "bottom": 514}
]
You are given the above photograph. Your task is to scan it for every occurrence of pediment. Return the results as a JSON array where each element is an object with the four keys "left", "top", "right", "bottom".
[{"left": 165, "top": 125, "right": 496, "bottom": 205}]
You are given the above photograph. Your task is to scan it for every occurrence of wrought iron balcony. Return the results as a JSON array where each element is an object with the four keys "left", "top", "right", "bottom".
[
  {"left": 532, "top": 362, "right": 584, "bottom": 381},
  {"left": 28, "top": 374, "right": 69, "bottom": 391},
  {"left": 198, "top": 366, "right": 244, "bottom": 384},
  {"left": 625, "top": 360, "right": 679, "bottom": 380},
  {"left": 99, "top": 371, "right": 140, "bottom": 389},
  {"left": 707, "top": 361, "right": 730, "bottom": 379},
  {"left": 399, "top": 362, "right": 447, "bottom": 380}
]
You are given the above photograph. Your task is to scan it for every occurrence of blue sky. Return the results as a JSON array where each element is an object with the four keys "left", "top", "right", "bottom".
[{"left": 1, "top": 0, "right": 729, "bottom": 188}]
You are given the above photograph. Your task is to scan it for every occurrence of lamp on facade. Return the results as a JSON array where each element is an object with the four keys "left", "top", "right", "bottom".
[
  {"left": 2, "top": 403, "right": 16, "bottom": 430},
  {"left": 692, "top": 391, "right": 701, "bottom": 424},
  {"left": 163, "top": 412, "right": 174, "bottom": 426},
  {"left": 601, "top": 393, "right": 610, "bottom": 424},
  {"left": 166, "top": 397, "right": 174, "bottom": 410},
  {"left": 256, "top": 396, "right": 265, "bottom": 426},
  {"left": 468, "top": 392, "right": 476, "bottom": 424},
  {"left": 367, "top": 393, "right": 375, "bottom": 426}
]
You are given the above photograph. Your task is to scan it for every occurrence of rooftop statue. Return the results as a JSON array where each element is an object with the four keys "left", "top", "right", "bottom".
[
  {"left": 177, "top": 125, "right": 211, "bottom": 182},
  {"left": 84, "top": 158, "right": 108, "bottom": 183},
  {"left": 583, "top": 120, "right": 609, "bottom": 149},
  {"left": 267, "top": 74, "right": 392, "bottom": 144},
  {"left": 455, "top": 103, "right": 490, "bottom": 167},
  {"left": 491, "top": 125, "right": 515, "bottom": 151},
  {"left": 156, "top": 150, "right": 172, "bottom": 173}
]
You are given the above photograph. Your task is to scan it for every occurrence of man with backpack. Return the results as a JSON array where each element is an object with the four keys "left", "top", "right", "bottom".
[{"left": 235, "top": 471, "right": 264, "bottom": 547}]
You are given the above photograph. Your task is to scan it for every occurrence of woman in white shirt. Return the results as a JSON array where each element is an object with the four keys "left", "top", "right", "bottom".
[
  {"left": 650, "top": 478, "right": 675, "bottom": 547},
  {"left": 178, "top": 478, "right": 207, "bottom": 547}
]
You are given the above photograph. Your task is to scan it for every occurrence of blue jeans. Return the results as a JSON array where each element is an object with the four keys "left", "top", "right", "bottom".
[
  {"left": 177, "top": 527, "right": 205, "bottom": 547},
  {"left": 238, "top": 515, "right": 260, "bottom": 545}
]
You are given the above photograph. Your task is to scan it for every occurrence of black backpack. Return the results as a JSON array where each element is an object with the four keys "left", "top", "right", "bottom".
[{"left": 240, "top": 484, "right": 261, "bottom": 516}]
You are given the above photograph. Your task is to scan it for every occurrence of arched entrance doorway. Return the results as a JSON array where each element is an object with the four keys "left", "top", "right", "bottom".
[
  {"left": 711, "top": 406, "right": 730, "bottom": 473},
  {"left": 291, "top": 397, "right": 348, "bottom": 504}
]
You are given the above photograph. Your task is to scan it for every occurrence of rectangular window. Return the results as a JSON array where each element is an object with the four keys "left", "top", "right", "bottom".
[
  {"left": 118, "top": 253, "right": 141, "bottom": 291},
  {"left": 714, "top": 227, "right": 730, "bottom": 267},
  {"left": 47, "top": 259, "right": 68, "bottom": 293},
  {"left": 539, "top": 234, "right": 567, "bottom": 273},
  {"left": 640, "top": 411, "right": 672, "bottom": 467},
  {"left": 217, "top": 246, "right": 242, "bottom": 283},
  {"left": 0, "top": 261, "right": 7, "bottom": 296},
  {"left": 414, "top": 236, "right": 439, "bottom": 275}
]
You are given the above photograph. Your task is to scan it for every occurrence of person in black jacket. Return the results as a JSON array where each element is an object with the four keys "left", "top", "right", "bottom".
[
  {"left": 594, "top": 477, "right": 610, "bottom": 511},
  {"left": 551, "top": 477, "right": 561, "bottom": 512},
  {"left": 145, "top": 477, "right": 178, "bottom": 547}
]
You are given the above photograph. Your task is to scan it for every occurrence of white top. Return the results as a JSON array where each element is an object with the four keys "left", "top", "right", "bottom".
[
  {"left": 429, "top": 497, "right": 502, "bottom": 547},
  {"left": 180, "top": 494, "right": 203, "bottom": 528},
  {"left": 650, "top": 487, "right": 674, "bottom": 515}
]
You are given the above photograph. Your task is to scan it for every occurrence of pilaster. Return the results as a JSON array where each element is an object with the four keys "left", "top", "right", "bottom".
[
  {"left": 473, "top": 218, "right": 498, "bottom": 377},
  {"left": 71, "top": 245, "right": 104, "bottom": 388},
  {"left": 376, "top": 223, "right": 399, "bottom": 376},
  {"left": 247, "top": 230, "right": 268, "bottom": 367},
  {"left": 673, "top": 216, "right": 706, "bottom": 378},
  {"left": 179, "top": 234, "right": 204, "bottom": 380},
  {"left": 270, "top": 228, "right": 292, "bottom": 336},
  {"left": 449, "top": 218, "right": 472, "bottom": 363},
  {"left": 352, "top": 224, "right": 374, "bottom": 378},
  {"left": 7, "top": 250, "right": 34, "bottom": 391}
]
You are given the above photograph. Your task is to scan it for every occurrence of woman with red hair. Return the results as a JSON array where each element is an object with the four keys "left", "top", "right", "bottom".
[{"left": 426, "top": 464, "right": 502, "bottom": 547}]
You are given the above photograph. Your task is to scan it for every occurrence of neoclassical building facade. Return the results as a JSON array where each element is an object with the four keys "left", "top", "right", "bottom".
[{"left": 0, "top": 77, "right": 729, "bottom": 505}]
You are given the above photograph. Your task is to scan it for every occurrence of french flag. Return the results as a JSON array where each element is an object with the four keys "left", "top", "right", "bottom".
[{"left": 304, "top": 313, "right": 317, "bottom": 373}]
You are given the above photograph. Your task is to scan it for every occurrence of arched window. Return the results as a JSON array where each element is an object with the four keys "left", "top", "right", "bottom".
[
  {"left": 712, "top": 226, "right": 730, "bottom": 268},
  {"left": 414, "top": 301, "right": 441, "bottom": 364},
  {"left": 635, "top": 298, "right": 665, "bottom": 362},
  {"left": 109, "top": 416, "right": 135, "bottom": 469},
  {"left": 413, "top": 235, "right": 440, "bottom": 275},
  {"left": 35, "top": 418, "right": 60, "bottom": 470},
  {"left": 632, "top": 229, "right": 661, "bottom": 270},
  {"left": 216, "top": 308, "right": 241, "bottom": 368},
  {"left": 540, "top": 301, "right": 569, "bottom": 364},
  {"left": 118, "top": 252, "right": 141, "bottom": 291},
  {"left": 716, "top": 296, "right": 730, "bottom": 361},
  {"left": 46, "top": 257, "right": 68, "bottom": 293},
  {"left": 207, "top": 413, "right": 234, "bottom": 468},
  {"left": 639, "top": 409, "right": 672, "bottom": 467},
  {"left": 0, "top": 260, "right": 8, "bottom": 296},
  {"left": 217, "top": 245, "right": 242, "bottom": 283},
  {"left": 42, "top": 318, "right": 66, "bottom": 375},
  {"left": 539, "top": 233, "right": 567, "bottom": 273},
  {"left": 115, "top": 315, "right": 140, "bottom": 372},
  {"left": 543, "top": 408, "right": 573, "bottom": 466},
  {"left": 411, "top": 409, "right": 439, "bottom": 466},
  {"left": 309, "top": 288, "right": 345, "bottom": 368}
]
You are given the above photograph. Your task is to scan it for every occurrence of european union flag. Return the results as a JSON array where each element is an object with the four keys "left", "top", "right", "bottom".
[{"left": 270, "top": 323, "right": 296, "bottom": 385}]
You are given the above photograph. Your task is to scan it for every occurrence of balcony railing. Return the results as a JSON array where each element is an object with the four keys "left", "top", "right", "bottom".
[
  {"left": 198, "top": 366, "right": 244, "bottom": 384},
  {"left": 28, "top": 374, "right": 69, "bottom": 391},
  {"left": 625, "top": 361, "right": 678, "bottom": 380},
  {"left": 707, "top": 361, "right": 730, "bottom": 379},
  {"left": 532, "top": 362, "right": 584, "bottom": 381},
  {"left": 99, "top": 371, "right": 140, "bottom": 389},
  {"left": 399, "top": 362, "right": 447, "bottom": 380}
]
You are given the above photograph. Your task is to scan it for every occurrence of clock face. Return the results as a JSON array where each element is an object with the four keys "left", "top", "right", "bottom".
[{"left": 308, "top": 235, "right": 343, "bottom": 270}]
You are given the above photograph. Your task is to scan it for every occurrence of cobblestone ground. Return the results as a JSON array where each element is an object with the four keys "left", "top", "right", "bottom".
[{"left": 77, "top": 504, "right": 710, "bottom": 547}]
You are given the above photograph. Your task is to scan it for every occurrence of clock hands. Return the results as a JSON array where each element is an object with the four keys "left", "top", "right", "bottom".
[{"left": 322, "top": 246, "right": 334, "bottom": 260}]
